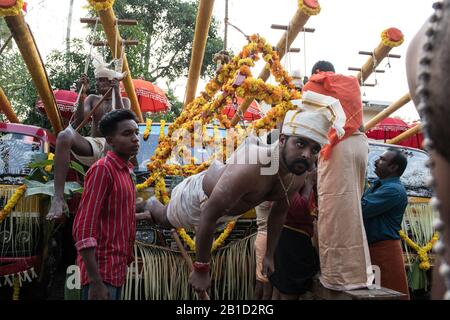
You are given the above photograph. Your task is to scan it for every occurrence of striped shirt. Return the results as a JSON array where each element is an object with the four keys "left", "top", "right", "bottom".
[{"left": 73, "top": 151, "right": 136, "bottom": 287}]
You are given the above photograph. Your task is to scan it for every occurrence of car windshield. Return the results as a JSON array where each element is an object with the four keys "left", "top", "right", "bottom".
[
  {"left": 135, "top": 123, "right": 228, "bottom": 172},
  {"left": 0, "top": 132, "right": 43, "bottom": 177},
  {"left": 367, "top": 143, "right": 431, "bottom": 197}
]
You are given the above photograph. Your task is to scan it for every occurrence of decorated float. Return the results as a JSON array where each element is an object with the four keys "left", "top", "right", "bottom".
[{"left": 0, "top": 0, "right": 437, "bottom": 300}]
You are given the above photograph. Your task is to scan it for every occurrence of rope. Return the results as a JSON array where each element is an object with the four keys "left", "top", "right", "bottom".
[{"left": 226, "top": 21, "right": 248, "bottom": 40}]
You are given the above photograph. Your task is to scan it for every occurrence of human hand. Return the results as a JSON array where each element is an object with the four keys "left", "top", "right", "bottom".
[
  {"left": 88, "top": 281, "right": 110, "bottom": 300},
  {"left": 262, "top": 255, "right": 274, "bottom": 279},
  {"left": 188, "top": 270, "right": 211, "bottom": 293},
  {"left": 78, "top": 74, "right": 89, "bottom": 92}
]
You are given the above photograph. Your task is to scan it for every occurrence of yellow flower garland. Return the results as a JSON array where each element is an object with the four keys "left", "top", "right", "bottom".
[
  {"left": 381, "top": 28, "right": 404, "bottom": 48},
  {"left": 399, "top": 230, "right": 439, "bottom": 270},
  {"left": 176, "top": 221, "right": 236, "bottom": 253},
  {"left": 151, "top": 176, "right": 236, "bottom": 252},
  {"left": 136, "top": 35, "right": 302, "bottom": 250},
  {"left": 0, "top": 184, "right": 27, "bottom": 222},
  {"left": 12, "top": 276, "right": 20, "bottom": 300},
  {"left": 87, "top": 0, "right": 115, "bottom": 11},
  {"left": 44, "top": 152, "right": 54, "bottom": 173},
  {"left": 0, "top": 0, "right": 24, "bottom": 17},
  {"left": 138, "top": 34, "right": 300, "bottom": 189},
  {"left": 143, "top": 119, "right": 152, "bottom": 141},
  {"left": 298, "top": 0, "right": 321, "bottom": 16}
]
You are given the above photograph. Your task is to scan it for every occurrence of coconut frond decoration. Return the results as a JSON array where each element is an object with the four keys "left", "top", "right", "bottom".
[{"left": 122, "top": 233, "right": 256, "bottom": 300}]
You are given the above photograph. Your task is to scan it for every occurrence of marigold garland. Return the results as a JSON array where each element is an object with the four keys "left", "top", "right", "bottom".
[
  {"left": 381, "top": 29, "right": 404, "bottom": 48},
  {"left": 143, "top": 119, "right": 152, "bottom": 141},
  {"left": 0, "top": 0, "right": 24, "bottom": 17},
  {"left": 0, "top": 184, "right": 27, "bottom": 222},
  {"left": 399, "top": 230, "right": 439, "bottom": 270},
  {"left": 12, "top": 276, "right": 20, "bottom": 300},
  {"left": 87, "top": 0, "right": 115, "bottom": 11},
  {"left": 137, "top": 35, "right": 302, "bottom": 250},
  {"left": 298, "top": 0, "right": 321, "bottom": 16},
  {"left": 44, "top": 152, "right": 54, "bottom": 173},
  {"left": 138, "top": 34, "right": 300, "bottom": 190}
]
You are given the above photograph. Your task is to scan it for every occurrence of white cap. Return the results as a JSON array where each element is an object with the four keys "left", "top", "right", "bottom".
[
  {"left": 290, "top": 69, "right": 303, "bottom": 89},
  {"left": 282, "top": 91, "right": 346, "bottom": 146}
]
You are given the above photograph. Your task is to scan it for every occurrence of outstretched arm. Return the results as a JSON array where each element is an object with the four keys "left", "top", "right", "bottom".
[{"left": 189, "top": 164, "right": 259, "bottom": 292}]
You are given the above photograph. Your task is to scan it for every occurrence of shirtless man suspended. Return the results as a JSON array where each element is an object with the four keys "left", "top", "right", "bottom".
[
  {"left": 47, "top": 60, "right": 131, "bottom": 220},
  {"left": 136, "top": 91, "right": 347, "bottom": 293}
]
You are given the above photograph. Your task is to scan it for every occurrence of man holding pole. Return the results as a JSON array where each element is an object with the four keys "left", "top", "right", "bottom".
[{"left": 47, "top": 60, "right": 131, "bottom": 220}]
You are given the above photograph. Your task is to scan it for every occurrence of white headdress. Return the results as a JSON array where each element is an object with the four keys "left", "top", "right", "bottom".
[
  {"left": 290, "top": 69, "right": 304, "bottom": 89},
  {"left": 282, "top": 91, "right": 346, "bottom": 146},
  {"left": 91, "top": 52, "right": 126, "bottom": 80}
]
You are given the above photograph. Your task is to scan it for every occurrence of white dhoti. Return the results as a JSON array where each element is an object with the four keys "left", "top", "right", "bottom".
[
  {"left": 317, "top": 132, "right": 373, "bottom": 290},
  {"left": 166, "top": 171, "right": 238, "bottom": 230}
]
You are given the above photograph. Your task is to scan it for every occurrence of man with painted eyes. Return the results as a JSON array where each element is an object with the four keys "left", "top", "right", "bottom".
[{"left": 136, "top": 91, "right": 346, "bottom": 294}]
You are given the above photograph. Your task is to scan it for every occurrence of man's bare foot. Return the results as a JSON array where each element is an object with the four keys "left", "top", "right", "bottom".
[{"left": 47, "top": 197, "right": 68, "bottom": 221}]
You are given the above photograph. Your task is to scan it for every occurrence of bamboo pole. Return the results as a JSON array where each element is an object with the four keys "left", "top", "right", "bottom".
[
  {"left": 364, "top": 93, "right": 411, "bottom": 131},
  {"left": 184, "top": 0, "right": 215, "bottom": 108},
  {"left": 386, "top": 123, "right": 421, "bottom": 145},
  {"left": 96, "top": 8, "right": 144, "bottom": 123},
  {"left": 170, "top": 229, "right": 211, "bottom": 300},
  {"left": 4, "top": 14, "right": 63, "bottom": 133},
  {"left": 230, "top": 4, "right": 318, "bottom": 126},
  {"left": 356, "top": 28, "right": 404, "bottom": 84},
  {"left": 0, "top": 86, "right": 20, "bottom": 123}
]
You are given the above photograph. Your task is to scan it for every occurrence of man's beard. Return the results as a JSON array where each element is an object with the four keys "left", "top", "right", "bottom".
[{"left": 282, "top": 147, "right": 310, "bottom": 176}]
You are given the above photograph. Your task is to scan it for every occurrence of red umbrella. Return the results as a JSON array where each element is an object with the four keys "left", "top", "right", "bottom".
[
  {"left": 120, "top": 79, "right": 170, "bottom": 113},
  {"left": 366, "top": 118, "right": 424, "bottom": 149},
  {"left": 222, "top": 97, "right": 262, "bottom": 121},
  {"left": 366, "top": 117, "right": 409, "bottom": 142},
  {"left": 36, "top": 89, "right": 78, "bottom": 120}
]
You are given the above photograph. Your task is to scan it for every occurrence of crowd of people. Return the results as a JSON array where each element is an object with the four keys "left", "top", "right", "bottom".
[{"left": 45, "top": 1, "right": 450, "bottom": 300}]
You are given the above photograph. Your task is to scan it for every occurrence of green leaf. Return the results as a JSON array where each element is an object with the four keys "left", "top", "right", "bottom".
[
  {"left": 24, "top": 179, "right": 83, "bottom": 198},
  {"left": 29, "top": 159, "right": 53, "bottom": 169},
  {"left": 69, "top": 161, "right": 86, "bottom": 176}
]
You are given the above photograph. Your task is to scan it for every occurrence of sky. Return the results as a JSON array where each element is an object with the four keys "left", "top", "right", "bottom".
[{"left": 18, "top": 0, "right": 437, "bottom": 122}]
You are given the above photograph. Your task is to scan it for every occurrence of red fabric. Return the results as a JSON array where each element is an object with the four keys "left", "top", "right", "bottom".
[
  {"left": 304, "top": 0, "right": 319, "bottom": 8},
  {"left": 303, "top": 72, "right": 363, "bottom": 160},
  {"left": 366, "top": 118, "right": 424, "bottom": 149},
  {"left": 369, "top": 239, "right": 410, "bottom": 300},
  {"left": 73, "top": 151, "right": 136, "bottom": 287},
  {"left": 120, "top": 79, "right": 170, "bottom": 113},
  {"left": 284, "top": 191, "right": 315, "bottom": 237},
  {"left": 0, "top": 0, "right": 16, "bottom": 8},
  {"left": 385, "top": 28, "right": 403, "bottom": 42},
  {"left": 222, "top": 97, "right": 262, "bottom": 121},
  {"left": 36, "top": 89, "right": 78, "bottom": 120}
]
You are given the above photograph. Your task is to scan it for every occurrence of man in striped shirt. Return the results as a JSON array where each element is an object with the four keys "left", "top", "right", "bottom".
[{"left": 73, "top": 109, "right": 139, "bottom": 300}]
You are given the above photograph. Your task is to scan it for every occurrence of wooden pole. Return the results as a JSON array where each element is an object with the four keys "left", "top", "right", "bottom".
[
  {"left": 96, "top": 8, "right": 144, "bottom": 123},
  {"left": 386, "top": 123, "right": 421, "bottom": 145},
  {"left": 0, "top": 86, "right": 20, "bottom": 123},
  {"left": 184, "top": 0, "right": 215, "bottom": 108},
  {"left": 75, "top": 87, "right": 113, "bottom": 132},
  {"left": 356, "top": 28, "right": 404, "bottom": 84},
  {"left": 364, "top": 93, "right": 411, "bottom": 131},
  {"left": 230, "top": 6, "right": 316, "bottom": 126},
  {"left": 4, "top": 14, "right": 63, "bottom": 133},
  {"left": 170, "top": 229, "right": 211, "bottom": 300}
]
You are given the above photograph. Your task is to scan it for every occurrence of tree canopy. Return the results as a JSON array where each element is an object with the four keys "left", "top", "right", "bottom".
[{"left": 0, "top": 0, "right": 224, "bottom": 129}]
